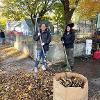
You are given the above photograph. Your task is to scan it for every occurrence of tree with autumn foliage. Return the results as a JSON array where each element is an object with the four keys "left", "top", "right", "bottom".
[
  {"left": 1, "top": 0, "right": 100, "bottom": 29},
  {"left": 60, "top": 0, "right": 80, "bottom": 25},
  {"left": 78, "top": 0, "right": 100, "bottom": 20},
  {"left": 59, "top": 0, "right": 100, "bottom": 26},
  {"left": 1, "top": 0, "right": 57, "bottom": 24}
]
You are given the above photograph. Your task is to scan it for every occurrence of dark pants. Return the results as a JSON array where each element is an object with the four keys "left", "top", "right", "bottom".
[{"left": 65, "top": 48, "right": 74, "bottom": 67}]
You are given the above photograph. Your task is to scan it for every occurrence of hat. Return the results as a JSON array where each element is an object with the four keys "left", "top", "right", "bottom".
[{"left": 67, "top": 23, "right": 74, "bottom": 28}]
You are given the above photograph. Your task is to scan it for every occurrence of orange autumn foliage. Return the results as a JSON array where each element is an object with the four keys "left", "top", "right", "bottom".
[{"left": 78, "top": 0, "right": 100, "bottom": 19}]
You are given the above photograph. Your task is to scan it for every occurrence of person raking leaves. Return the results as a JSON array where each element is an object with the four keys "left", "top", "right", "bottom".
[
  {"left": 61, "top": 23, "right": 75, "bottom": 71},
  {"left": 33, "top": 23, "right": 51, "bottom": 73}
]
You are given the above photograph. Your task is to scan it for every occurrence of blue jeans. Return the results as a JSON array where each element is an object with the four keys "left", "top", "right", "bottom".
[
  {"left": 34, "top": 49, "right": 47, "bottom": 68},
  {"left": 0, "top": 38, "right": 5, "bottom": 44},
  {"left": 0, "top": 38, "right": 2, "bottom": 43}
]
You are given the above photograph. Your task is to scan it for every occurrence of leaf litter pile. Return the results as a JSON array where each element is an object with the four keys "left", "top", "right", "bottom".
[
  {"left": 0, "top": 46, "right": 22, "bottom": 62},
  {"left": 58, "top": 75, "right": 85, "bottom": 88},
  {"left": 0, "top": 70, "right": 54, "bottom": 100}
]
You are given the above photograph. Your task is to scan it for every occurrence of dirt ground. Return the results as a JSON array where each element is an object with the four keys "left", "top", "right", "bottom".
[
  {"left": 0, "top": 45, "right": 100, "bottom": 100},
  {"left": 74, "top": 57, "right": 100, "bottom": 100}
]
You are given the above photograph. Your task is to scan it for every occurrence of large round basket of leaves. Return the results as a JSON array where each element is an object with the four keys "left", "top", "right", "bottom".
[{"left": 53, "top": 72, "right": 88, "bottom": 100}]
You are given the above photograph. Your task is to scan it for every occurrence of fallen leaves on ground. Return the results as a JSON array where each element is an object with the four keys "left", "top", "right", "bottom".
[
  {"left": 0, "top": 46, "right": 23, "bottom": 62},
  {"left": 0, "top": 70, "right": 54, "bottom": 100}
]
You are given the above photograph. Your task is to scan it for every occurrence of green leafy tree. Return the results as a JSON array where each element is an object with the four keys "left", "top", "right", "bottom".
[
  {"left": 52, "top": 2, "right": 64, "bottom": 32},
  {"left": 1, "top": 0, "right": 57, "bottom": 24},
  {"left": 0, "top": 17, "right": 7, "bottom": 29}
]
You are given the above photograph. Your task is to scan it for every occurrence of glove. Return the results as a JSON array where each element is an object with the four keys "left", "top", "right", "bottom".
[
  {"left": 41, "top": 42, "right": 45, "bottom": 46},
  {"left": 61, "top": 41, "right": 64, "bottom": 43},
  {"left": 38, "top": 32, "right": 41, "bottom": 36}
]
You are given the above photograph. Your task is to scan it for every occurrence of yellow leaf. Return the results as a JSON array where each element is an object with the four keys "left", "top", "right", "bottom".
[{"left": 28, "top": 84, "right": 32, "bottom": 91}]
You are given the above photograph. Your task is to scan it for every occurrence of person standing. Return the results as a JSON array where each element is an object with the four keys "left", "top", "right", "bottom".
[
  {"left": 33, "top": 23, "right": 51, "bottom": 73},
  {"left": 61, "top": 23, "right": 75, "bottom": 70},
  {"left": 0, "top": 29, "right": 5, "bottom": 45}
]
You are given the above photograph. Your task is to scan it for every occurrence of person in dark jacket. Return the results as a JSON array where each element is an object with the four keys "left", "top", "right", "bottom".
[
  {"left": 0, "top": 29, "right": 5, "bottom": 45},
  {"left": 33, "top": 23, "right": 51, "bottom": 73},
  {"left": 61, "top": 23, "right": 75, "bottom": 70}
]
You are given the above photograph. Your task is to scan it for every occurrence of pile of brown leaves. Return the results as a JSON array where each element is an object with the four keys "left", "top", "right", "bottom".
[
  {"left": 58, "top": 76, "right": 84, "bottom": 88},
  {"left": 0, "top": 70, "right": 54, "bottom": 100}
]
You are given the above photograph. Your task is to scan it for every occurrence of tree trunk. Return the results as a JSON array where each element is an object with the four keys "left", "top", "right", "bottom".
[
  {"left": 62, "top": 0, "right": 72, "bottom": 27},
  {"left": 31, "top": 14, "right": 35, "bottom": 25},
  {"left": 61, "top": 0, "right": 79, "bottom": 27}
]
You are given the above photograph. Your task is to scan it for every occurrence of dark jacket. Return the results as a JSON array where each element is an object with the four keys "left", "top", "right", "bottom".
[
  {"left": 92, "top": 31, "right": 100, "bottom": 43},
  {"left": 0, "top": 32, "right": 5, "bottom": 38},
  {"left": 61, "top": 32, "right": 75, "bottom": 48},
  {"left": 33, "top": 30, "right": 51, "bottom": 52}
]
